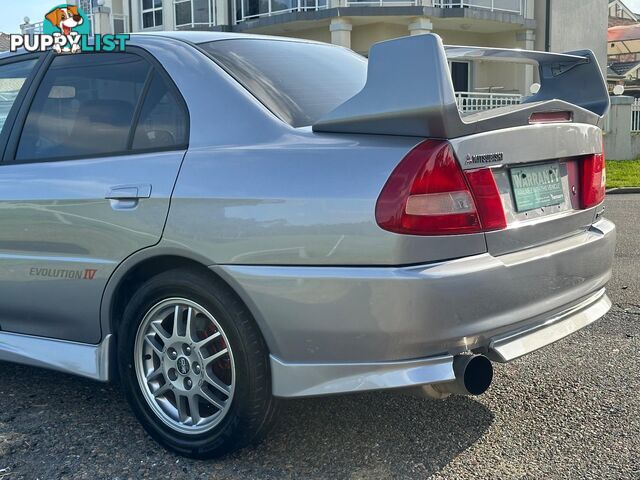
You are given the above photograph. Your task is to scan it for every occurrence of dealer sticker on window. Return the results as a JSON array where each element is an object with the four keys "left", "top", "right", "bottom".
[{"left": 510, "top": 162, "right": 564, "bottom": 212}]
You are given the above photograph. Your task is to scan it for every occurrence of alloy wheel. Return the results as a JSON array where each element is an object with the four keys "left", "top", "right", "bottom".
[{"left": 134, "top": 298, "right": 235, "bottom": 434}]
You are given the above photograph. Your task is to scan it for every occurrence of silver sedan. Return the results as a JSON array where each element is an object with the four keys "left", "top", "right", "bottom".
[{"left": 0, "top": 32, "right": 615, "bottom": 457}]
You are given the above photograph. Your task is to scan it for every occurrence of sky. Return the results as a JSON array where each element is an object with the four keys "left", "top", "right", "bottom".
[
  {"left": 0, "top": 0, "right": 55, "bottom": 34},
  {"left": 625, "top": 0, "right": 640, "bottom": 13}
]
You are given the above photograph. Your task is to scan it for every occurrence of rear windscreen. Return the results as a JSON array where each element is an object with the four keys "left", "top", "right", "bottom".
[{"left": 199, "top": 39, "right": 367, "bottom": 128}]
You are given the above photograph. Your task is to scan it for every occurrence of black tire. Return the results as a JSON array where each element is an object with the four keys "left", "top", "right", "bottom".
[{"left": 117, "top": 268, "right": 279, "bottom": 458}]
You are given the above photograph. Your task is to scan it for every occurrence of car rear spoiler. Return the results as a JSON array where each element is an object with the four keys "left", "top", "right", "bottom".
[{"left": 313, "top": 34, "right": 609, "bottom": 139}]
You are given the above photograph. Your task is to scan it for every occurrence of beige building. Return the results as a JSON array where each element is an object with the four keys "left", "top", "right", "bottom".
[{"left": 22, "top": 0, "right": 608, "bottom": 110}]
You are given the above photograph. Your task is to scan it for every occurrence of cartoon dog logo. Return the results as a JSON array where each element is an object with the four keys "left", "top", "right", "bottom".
[{"left": 45, "top": 5, "right": 84, "bottom": 53}]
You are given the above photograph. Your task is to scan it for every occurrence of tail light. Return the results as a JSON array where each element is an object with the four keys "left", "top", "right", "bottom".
[
  {"left": 529, "top": 111, "right": 572, "bottom": 124},
  {"left": 579, "top": 150, "right": 606, "bottom": 209},
  {"left": 376, "top": 140, "right": 506, "bottom": 236}
]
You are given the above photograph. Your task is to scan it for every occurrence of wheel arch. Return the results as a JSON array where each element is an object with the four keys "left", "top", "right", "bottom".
[{"left": 100, "top": 246, "right": 277, "bottom": 380}]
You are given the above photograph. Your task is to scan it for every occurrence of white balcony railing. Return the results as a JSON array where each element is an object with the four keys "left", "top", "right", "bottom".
[
  {"left": 345, "top": 0, "right": 418, "bottom": 6},
  {"left": 234, "top": 0, "right": 524, "bottom": 22},
  {"left": 455, "top": 91, "right": 522, "bottom": 113},
  {"left": 235, "top": 0, "right": 328, "bottom": 23},
  {"left": 21, "top": 21, "right": 44, "bottom": 35},
  {"left": 631, "top": 98, "right": 640, "bottom": 132},
  {"left": 433, "top": 0, "right": 524, "bottom": 15}
]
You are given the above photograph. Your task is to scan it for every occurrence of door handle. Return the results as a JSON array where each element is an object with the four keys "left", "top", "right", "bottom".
[{"left": 105, "top": 184, "right": 152, "bottom": 200}]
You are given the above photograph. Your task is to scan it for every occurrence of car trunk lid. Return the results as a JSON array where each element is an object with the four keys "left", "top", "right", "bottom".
[{"left": 450, "top": 122, "right": 605, "bottom": 255}]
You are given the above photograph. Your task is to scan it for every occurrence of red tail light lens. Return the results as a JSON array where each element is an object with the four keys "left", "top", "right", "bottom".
[
  {"left": 465, "top": 168, "right": 507, "bottom": 231},
  {"left": 376, "top": 140, "right": 506, "bottom": 236},
  {"left": 579, "top": 151, "right": 606, "bottom": 209}
]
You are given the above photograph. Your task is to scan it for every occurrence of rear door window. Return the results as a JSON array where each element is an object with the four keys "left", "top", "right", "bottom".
[{"left": 16, "top": 53, "right": 150, "bottom": 162}]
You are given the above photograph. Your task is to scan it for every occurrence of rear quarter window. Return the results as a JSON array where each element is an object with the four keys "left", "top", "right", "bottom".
[{"left": 200, "top": 39, "right": 367, "bottom": 128}]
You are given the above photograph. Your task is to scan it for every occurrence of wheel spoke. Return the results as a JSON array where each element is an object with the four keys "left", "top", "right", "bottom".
[
  {"left": 177, "top": 394, "right": 189, "bottom": 423},
  {"left": 204, "top": 373, "right": 231, "bottom": 396},
  {"left": 146, "top": 367, "right": 163, "bottom": 382},
  {"left": 198, "top": 389, "right": 225, "bottom": 411},
  {"left": 144, "top": 334, "right": 163, "bottom": 357},
  {"left": 152, "top": 383, "right": 171, "bottom": 398},
  {"left": 196, "top": 331, "right": 220, "bottom": 350},
  {"left": 172, "top": 305, "right": 181, "bottom": 337},
  {"left": 203, "top": 348, "right": 228, "bottom": 367},
  {"left": 185, "top": 307, "right": 194, "bottom": 342},
  {"left": 188, "top": 394, "right": 201, "bottom": 424},
  {"left": 151, "top": 320, "right": 170, "bottom": 341}
]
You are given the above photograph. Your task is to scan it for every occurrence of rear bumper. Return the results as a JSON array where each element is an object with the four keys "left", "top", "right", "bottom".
[
  {"left": 488, "top": 288, "right": 611, "bottom": 362},
  {"left": 270, "top": 288, "right": 610, "bottom": 398},
  {"left": 215, "top": 218, "right": 615, "bottom": 397}
]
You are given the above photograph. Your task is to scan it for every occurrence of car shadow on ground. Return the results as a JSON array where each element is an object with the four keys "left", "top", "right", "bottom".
[{"left": 0, "top": 363, "right": 493, "bottom": 479}]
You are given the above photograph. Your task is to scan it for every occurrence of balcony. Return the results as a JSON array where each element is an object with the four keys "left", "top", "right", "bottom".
[
  {"left": 21, "top": 22, "right": 44, "bottom": 35},
  {"left": 345, "top": 0, "right": 418, "bottom": 5},
  {"left": 433, "top": 0, "right": 525, "bottom": 16},
  {"left": 233, "top": 0, "right": 527, "bottom": 24},
  {"left": 235, "top": 0, "right": 328, "bottom": 23}
]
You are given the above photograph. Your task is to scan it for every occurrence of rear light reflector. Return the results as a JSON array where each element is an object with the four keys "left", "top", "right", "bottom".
[
  {"left": 376, "top": 140, "right": 506, "bottom": 236},
  {"left": 529, "top": 111, "right": 572, "bottom": 124},
  {"left": 579, "top": 151, "right": 606, "bottom": 209}
]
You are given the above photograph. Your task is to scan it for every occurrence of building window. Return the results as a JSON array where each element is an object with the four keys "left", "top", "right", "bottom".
[
  {"left": 175, "top": 0, "right": 216, "bottom": 28},
  {"left": 142, "top": 0, "right": 163, "bottom": 29}
]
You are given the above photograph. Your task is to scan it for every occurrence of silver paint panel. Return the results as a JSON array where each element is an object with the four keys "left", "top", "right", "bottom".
[
  {"left": 0, "top": 332, "right": 112, "bottom": 381},
  {"left": 270, "top": 354, "right": 455, "bottom": 398},
  {"left": 449, "top": 123, "right": 603, "bottom": 170},
  {"left": 215, "top": 218, "right": 615, "bottom": 364},
  {"left": 270, "top": 288, "right": 611, "bottom": 398},
  {"left": 0, "top": 151, "right": 185, "bottom": 343},
  {"left": 162, "top": 133, "right": 487, "bottom": 266}
]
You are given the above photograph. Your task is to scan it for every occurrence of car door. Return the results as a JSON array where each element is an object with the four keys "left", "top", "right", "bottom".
[{"left": 0, "top": 50, "right": 189, "bottom": 344}]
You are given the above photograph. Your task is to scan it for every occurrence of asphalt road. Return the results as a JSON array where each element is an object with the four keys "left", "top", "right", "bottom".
[{"left": 0, "top": 195, "right": 638, "bottom": 480}]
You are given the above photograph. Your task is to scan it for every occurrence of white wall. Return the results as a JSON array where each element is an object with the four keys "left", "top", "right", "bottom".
[{"left": 535, "top": 0, "right": 608, "bottom": 76}]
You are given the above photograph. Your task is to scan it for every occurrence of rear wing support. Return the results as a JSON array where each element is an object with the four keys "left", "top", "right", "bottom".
[{"left": 313, "top": 34, "right": 609, "bottom": 139}]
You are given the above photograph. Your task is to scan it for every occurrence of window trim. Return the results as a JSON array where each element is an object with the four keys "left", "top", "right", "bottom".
[
  {"left": 141, "top": 0, "right": 164, "bottom": 29},
  {"left": 2, "top": 47, "right": 190, "bottom": 166}
]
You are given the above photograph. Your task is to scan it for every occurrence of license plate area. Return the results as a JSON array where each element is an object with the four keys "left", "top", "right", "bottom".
[{"left": 509, "top": 162, "right": 565, "bottom": 212}]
